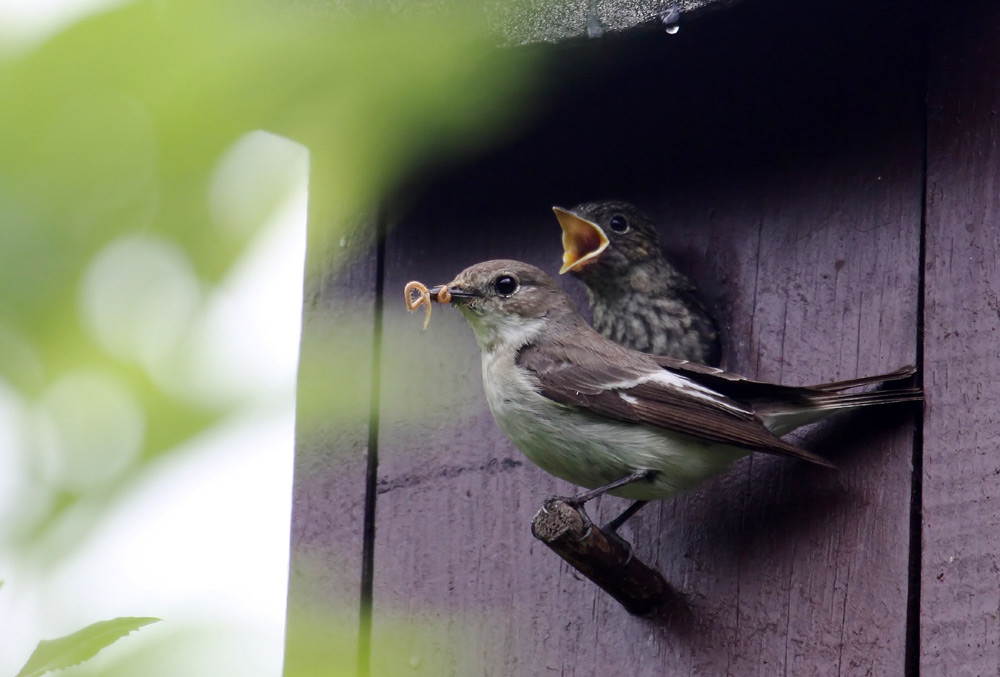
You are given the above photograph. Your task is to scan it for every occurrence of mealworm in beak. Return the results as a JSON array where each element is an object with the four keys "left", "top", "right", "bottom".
[
  {"left": 405, "top": 281, "right": 452, "bottom": 330},
  {"left": 404, "top": 281, "right": 433, "bottom": 330}
]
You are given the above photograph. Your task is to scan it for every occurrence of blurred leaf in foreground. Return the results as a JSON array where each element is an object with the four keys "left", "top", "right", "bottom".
[
  {"left": 14, "top": 617, "right": 160, "bottom": 677},
  {"left": 0, "top": 0, "right": 542, "bottom": 562}
]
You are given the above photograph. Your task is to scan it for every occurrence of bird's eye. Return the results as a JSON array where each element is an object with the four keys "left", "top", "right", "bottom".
[
  {"left": 493, "top": 274, "right": 519, "bottom": 297},
  {"left": 609, "top": 214, "right": 629, "bottom": 233}
]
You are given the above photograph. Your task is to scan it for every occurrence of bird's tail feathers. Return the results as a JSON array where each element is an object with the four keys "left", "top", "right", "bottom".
[
  {"left": 805, "top": 365, "right": 917, "bottom": 392},
  {"left": 760, "top": 386, "right": 922, "bottom": 436},
  {"left": 802, "top": 387, "right": 923, "bottom": 409},
  {"left": 658, "top": 360, "right": 919, "bottom": 404}
]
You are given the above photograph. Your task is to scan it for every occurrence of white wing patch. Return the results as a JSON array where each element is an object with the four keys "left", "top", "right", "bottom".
[
  {"left": 619, "top": 393, "right": 639, "bottom": 405},
  {"left": 610, "top": 368, "right": 751, "bottom": 416}
]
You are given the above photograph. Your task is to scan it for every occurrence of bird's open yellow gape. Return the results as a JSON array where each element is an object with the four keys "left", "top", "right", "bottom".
[{"left": 553, "top": 201, "right": 722, "bottom": 366}]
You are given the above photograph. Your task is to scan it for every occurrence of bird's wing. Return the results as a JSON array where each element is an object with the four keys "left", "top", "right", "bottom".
[
  {"left": 518, "top": 343, "right": 833, "bottom": 467},
  {"left": 651, "top": 355, "right": 917, "bottom": 403}
]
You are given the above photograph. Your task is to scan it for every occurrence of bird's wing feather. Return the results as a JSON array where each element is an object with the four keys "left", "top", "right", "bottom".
[
  {"left": 650, "top": 355, "right": 917, "bottom": 403},
  {"left": 518, "top": 343, "right": 833, "bottom": 467}
]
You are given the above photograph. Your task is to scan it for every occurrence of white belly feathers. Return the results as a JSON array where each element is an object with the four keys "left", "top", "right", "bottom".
[{"left": 480, "top": 346, "right": 745, "bottom": 500}]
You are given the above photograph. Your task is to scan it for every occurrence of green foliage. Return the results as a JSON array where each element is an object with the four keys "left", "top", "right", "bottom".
[
  {"left": 0, "top": 0, "right": 544, "bottom": 672},
  {"left": 0, "top": 0, "right": 540, "bottom": 562},
  {"left": 14, "top": 617, "right": 160, "bottom": 677}
]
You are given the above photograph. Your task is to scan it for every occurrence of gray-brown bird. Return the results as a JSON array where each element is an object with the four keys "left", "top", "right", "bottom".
[
  {"left": 424, "top": 259, "right": 919, "bottom": 527},
  {"left": 554, "top": 201, "right": 722, "bottom": 366}
]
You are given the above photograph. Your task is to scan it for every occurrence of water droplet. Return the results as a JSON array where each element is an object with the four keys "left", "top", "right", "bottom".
[
  {"left": 339, "top": 235, "right": 347, "bottom": 248},
  {"left": 409, "top": 655, "right": 421, "bottom": 668},
  {"left": 661, "top": 6, "right": 681, "bottom": 34}
]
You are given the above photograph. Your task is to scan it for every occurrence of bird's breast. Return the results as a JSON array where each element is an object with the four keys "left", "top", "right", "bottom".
[
  {"left": 477, "top": 348, "right": 744, "bottom": 499},
  {"left": 591, "top": 294, "right": 717, "bottom": 364}
]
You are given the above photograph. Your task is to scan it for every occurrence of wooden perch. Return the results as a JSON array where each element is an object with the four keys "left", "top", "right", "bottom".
[{"left": 531, "top": 498, "right": 672, "bottom": 616}]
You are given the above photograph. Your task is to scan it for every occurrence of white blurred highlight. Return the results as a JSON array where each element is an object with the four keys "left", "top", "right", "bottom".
[
  {"left": 0, "top": 0, "right": 128, "bottom": 53},
  {"left": 177, "top": 162, "right": 310, "bottom": 407},
  {"left": 0, "top": 131, "right": 308, "bottom": 676},
  {"left": 210, "top": 131, "right": 309, "bottom": 237},
  {"left": 31, "top": 369, "right": 145, "bottom": 491},
  {"left": 81, "top": 235, "right": 202, "bottom": 369}
]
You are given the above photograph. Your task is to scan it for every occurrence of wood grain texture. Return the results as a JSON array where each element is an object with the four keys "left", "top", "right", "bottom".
[
  {"left": 365, "top": 1, "right": 925, "bottom": 673},
  {"left": 370, "top": 205, "right": 569, "bottom": 676},
  {"left": 322, "top": 0, "right": 936, "bottom": 677},
  {"left": 639, "top": 151, "right": 921, "bottom": 677},
  {"left": 283, "top": 216, "right": 379, "bottom": 676},
  {"left": 922, "top": 2, "right": 1000, "bottom": 673}
]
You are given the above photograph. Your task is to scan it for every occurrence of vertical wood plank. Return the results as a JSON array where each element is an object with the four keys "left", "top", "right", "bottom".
[
  {"left": 923, "top": 2, "right": 1000, "bottom": 673},
  {"left": 368, "top": 0, "right": 924, "bottom": 674},
  {"left": 283, "top": 217, "right": 378, "bottom": 676},
  {"left": 371, "top": 166, "right": 921, "bottom": 677},
  {"left": 371, "top": 208, "right": 571, "bottom": 676},
  {"left": 644, "top": 147, "right": 921, "bottom": 677}
]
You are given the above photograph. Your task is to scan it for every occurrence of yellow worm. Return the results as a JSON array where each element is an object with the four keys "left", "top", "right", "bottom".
[{"left": 404, "top": 281, "right": 450, "bottom": 330}]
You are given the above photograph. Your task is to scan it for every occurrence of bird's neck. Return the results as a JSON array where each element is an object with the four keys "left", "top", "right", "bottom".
[
  {"left": 585, "top": 259, "right": 686, "bottom": 304},
  {"left": 467, "top": 314, "right": 547, "bottom": 356},
  {"left": 584, "top": 259, "right": 718, "bottom": 363}
]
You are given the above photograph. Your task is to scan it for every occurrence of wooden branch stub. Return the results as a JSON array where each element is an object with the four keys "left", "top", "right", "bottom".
[{"left": 531, "top": 498, "right": 671, "bottom": 616}]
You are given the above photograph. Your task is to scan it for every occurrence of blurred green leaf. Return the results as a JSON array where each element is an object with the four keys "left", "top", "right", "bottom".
[
  {"left": 0, "top": 0, "right": 542, "bottom": 561},
  {"left": 0, "top": 2, "right": 547, "bottom": 672},
  {"left": 14, "top": 617, "right": 160, "bottom": 677}
]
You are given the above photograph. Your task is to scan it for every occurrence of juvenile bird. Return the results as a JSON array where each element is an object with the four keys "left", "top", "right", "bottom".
[
  {"left": 425, "top": 260, "right": 919, "bottom": 527},
  {"left": 554, "top": 201, "right": 722, "bottom": 366}
]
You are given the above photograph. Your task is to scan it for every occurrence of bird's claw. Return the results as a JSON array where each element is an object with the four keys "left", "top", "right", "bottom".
[
  {"left": 543, "top": 495, "right": 595, "bottom": 535},
  {"left": 601, "top": 523, "right": 636, "bottom": 565}
]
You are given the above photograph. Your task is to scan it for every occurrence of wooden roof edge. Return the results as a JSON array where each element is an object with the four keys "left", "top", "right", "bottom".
[
  {"left": 488, "top": 0, "right": 744, "bottom": 46},
  {"left": 275, "top": 0, "right": 745, "bottom": 45}
]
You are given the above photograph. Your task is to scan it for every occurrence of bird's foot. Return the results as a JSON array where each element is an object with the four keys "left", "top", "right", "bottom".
[{"left": 542, "top": 495, "right": 595, "bottom": 537}]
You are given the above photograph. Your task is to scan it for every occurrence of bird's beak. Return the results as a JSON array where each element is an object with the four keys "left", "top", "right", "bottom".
[
  {"left": 429, "top": 284, "right": 478, "bottom": 304},
  {"left": 553, "top": 207, "right": 610, "bottom": 274}
]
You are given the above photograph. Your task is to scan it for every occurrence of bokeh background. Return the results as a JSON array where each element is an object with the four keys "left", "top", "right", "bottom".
[{"left": 0, "top": 1, "right": 541, "bottom": 673}]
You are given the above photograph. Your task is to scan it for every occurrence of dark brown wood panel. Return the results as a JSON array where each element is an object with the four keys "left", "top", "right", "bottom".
[
  {"left": 641, "top": 150, "right": 921, "bottom": 677},
  {"left": 283, "top": 217, "right": 379, "bottom": 677},
  {"left": 371, "top": 166, "right": 921, "bottom": 677},
  {"left": 923, "top": 2, "right": 1000, "bottom": 673},
  {"left": 370, "top": 206, "right": 569, "bottom": 676},
  {"left": 368, "top": 1, "right": 925, "bottom": 673}
]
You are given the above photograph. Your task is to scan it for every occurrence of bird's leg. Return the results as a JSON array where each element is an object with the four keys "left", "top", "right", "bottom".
[
  {"left": 600, "top": 500, "right": 649, "bottom": 565},
  {"left": 607, "top": 500, "right": 648, "bottom": 532},
  {"left": 565, "top": 468, "right": 657, "bottom": 508},
  {"left": 548, "top": 469, "right": 656, "bottom": 536}
]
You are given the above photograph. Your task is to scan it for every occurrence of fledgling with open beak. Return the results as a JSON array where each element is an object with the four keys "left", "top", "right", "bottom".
[
  {"left": 554, "top": 201, "right": 722, "bottom": 366},
  {"left": 424, "top": 260, "right": 919, "bottom": 528}
]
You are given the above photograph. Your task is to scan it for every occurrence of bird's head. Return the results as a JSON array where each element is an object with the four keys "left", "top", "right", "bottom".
[
  {"left": 429, "top": 259, "right": 580, "bottom": 352},
  {"left": 553, "top": 201, "right": 662, "bottom": 281}
]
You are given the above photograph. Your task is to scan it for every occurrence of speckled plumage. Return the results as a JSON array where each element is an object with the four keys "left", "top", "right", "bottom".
[{"left": 563, "top": 201, "right": 722, "bottom": 366}]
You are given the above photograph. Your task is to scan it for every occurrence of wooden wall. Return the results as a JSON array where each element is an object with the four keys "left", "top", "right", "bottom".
[
  {"left": 923, "top": 1, "right": 1000, "bottom": 673},
  {"left": 285, "top": 0, "right": 1000, "bottom": 674}
]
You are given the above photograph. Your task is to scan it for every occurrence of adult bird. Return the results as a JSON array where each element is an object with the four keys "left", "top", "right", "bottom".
[
  {"left": 422, "top": 259, "right": 919, "bottom": 530},
  {"left": 554, "top": 201, "right": 722, "bottom": 366}
]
